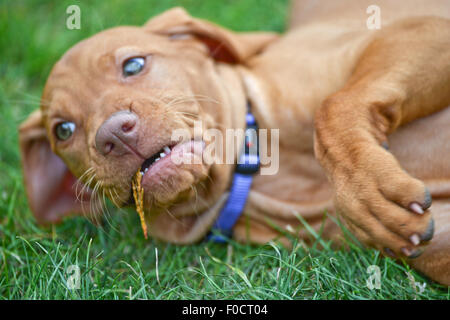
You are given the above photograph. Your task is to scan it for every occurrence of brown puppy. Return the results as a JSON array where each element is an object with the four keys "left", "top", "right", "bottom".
[{"left": 19, "top": 1, "right": 450, "bottom": 285}]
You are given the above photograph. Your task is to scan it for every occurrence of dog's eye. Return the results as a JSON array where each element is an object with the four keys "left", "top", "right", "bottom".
[
  {"left": 123, "top": 57, "right": 145, "bottom": 76},
  {"left": 55, "top": 121, "right": 76, "bottom": 141}
]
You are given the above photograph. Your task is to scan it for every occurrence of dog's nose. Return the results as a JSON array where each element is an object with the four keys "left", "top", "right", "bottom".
[{"left": 95, "top": 111, "right": 139, "bottom": 156}]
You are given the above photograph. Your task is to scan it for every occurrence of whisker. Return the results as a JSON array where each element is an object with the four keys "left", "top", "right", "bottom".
[
  {"left": 109, "top": 187, "right": 131, "bottom": 216},
  {"left": 164, "top": 207, "right": 187, "bottom": 227},
  {"left": 90, "top": 180, "right": 102, "bottom": 222},
  {"left": 107, "top": 187, "right": 122, "bottom": 208},
  {"left": 78, "top": 172, "right": 97, "bottom": 217},
  {"left": 99, "top": 184, "right": 121, "bottom": 234},
  {"left": 189, "top": 185, "right": 200, "bottom": 215},
  {"left": 75, "top": 167, "right": 95, "bottom": 201},
  {"left": 165, "top": 94, "right": 219, "bottom": 107},
  {"left": 76, "top": 170, "right": 96, "bottom": 205}
]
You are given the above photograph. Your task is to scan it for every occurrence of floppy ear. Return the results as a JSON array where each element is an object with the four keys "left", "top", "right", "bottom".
[
  {"left": 144, "top": 7, "right": 279, "bottom": 63},
  {"left": 19, "top": 110, "right": 102, "bottom": 224}
]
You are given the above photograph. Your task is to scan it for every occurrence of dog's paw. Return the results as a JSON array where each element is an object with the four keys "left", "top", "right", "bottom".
[{"left": 328, "top": 143, "right": 434, "bottom": 259}]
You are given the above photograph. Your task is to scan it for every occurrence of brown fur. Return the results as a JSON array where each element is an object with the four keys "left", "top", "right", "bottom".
[{"left": 19, "top": 1, "right": 450, "bottom": 285}]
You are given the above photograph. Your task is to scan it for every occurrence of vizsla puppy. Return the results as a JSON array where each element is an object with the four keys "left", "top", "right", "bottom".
[{"left": 19, "top": 0, "right": 450, "bottom": 285}]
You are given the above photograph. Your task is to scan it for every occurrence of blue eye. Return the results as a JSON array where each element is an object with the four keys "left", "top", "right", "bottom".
[
  {"left": 55, "top": 121, "right": 76, "bottom": 141},
  {"left": 123, "top": 57, "right": 145, "bottom": 76}
]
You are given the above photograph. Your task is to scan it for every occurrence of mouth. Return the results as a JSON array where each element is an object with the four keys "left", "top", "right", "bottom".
[
  {"left": 127, "top": 139, "right": 207, "bottom": 210},
  {"left": 139, "top": 145, "right": 173, "bottom": 175},
  {"left": 136, "top": 139, "right": 206, "bottom": 187}
]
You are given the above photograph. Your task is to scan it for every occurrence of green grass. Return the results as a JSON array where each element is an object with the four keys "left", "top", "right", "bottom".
[{"left": 0, "top": 0, "right": 449, "bottom": 300}]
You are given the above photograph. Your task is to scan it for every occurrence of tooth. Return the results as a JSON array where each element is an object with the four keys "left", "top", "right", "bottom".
[
  {"left": 155, "top": 158, "right": 160, "bottom": 162},
  {"left": 164, "top": 146, "right": 171, "bottom": 154},
  {"left": 410, "top": 234, "right": 420, "bottom": 246},
  {"left": 160, "top": 153, "right": 165, "bottom": 158},
  {"left": 144, "top": 168, "right": 148, "bottom": 173}
]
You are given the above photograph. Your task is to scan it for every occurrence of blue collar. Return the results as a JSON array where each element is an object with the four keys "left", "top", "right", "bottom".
[{"left": 207, "top": 104, "right": 260, "bottom": 243}]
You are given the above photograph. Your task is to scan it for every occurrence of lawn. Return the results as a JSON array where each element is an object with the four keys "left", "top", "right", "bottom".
[{"left": 0, "top": 0, "right": 449, "bottom": 300}]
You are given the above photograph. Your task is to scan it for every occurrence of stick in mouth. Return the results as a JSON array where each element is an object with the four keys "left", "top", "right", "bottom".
[{"left": 132, "top": 170, "right": 147, "bottom": 239}]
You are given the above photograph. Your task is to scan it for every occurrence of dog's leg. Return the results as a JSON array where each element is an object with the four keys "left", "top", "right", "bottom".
[{"left": 313, "top": 17, "right": 450, "bottom": 261}]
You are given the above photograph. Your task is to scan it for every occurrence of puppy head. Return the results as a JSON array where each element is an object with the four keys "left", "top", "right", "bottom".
[{"left": 18, "top": 7, "right": 277, "bottom": 225}]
